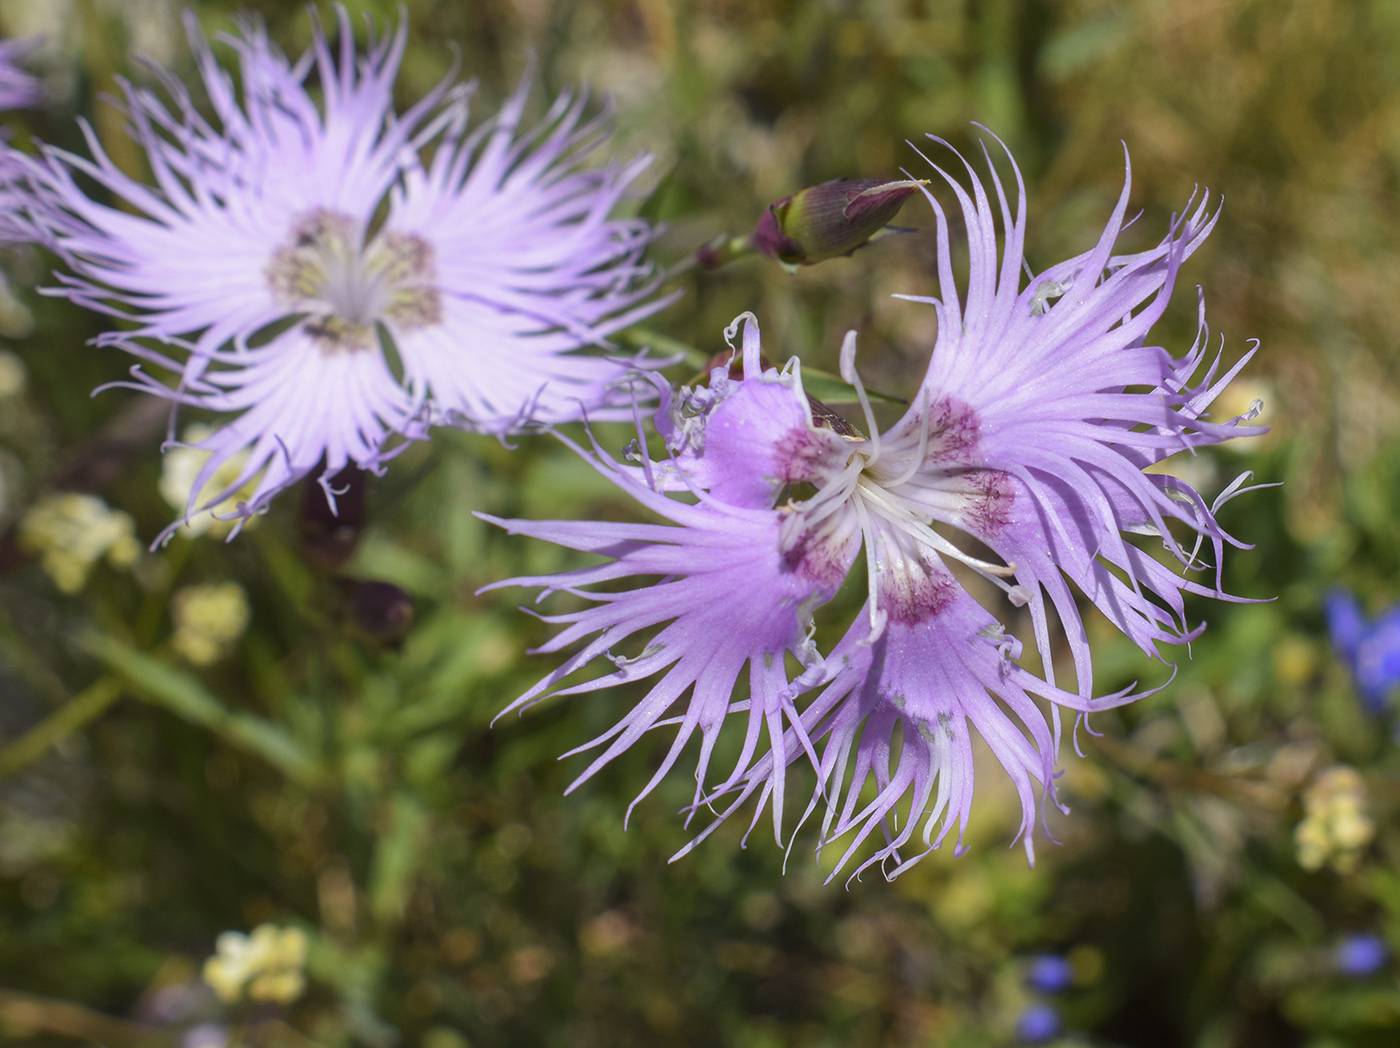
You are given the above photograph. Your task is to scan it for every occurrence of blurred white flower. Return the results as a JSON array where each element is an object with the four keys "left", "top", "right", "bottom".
[
  {"left": 202, "top": 923, "right": 307, "bottom": 1005},
  {"left": 158, "top": 425, "right": 259, "bottom": 539},
  {"left": 180, "top": 1023, "right": 229, "bottom": 1048},
  {"left": 1295, "top": 765, "right": 1373, "bottom": 873}
]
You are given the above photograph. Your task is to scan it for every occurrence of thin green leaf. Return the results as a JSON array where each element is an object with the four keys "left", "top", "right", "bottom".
[
  {"left": 0, "top": 677, "right": 123, "bottom": 779},
  {"left": 81, "top": 630, "right": 320, "bottom": 785},
  {"left": 368, "top": 790, "right": 430, "bottom": 925},
  {"left": 798, "top": 364, "right": 906, "bottom": 406},
  {"left": 614, "top": 325, "right": 711, "bottom": 370},
  {"left": 614, "top": 326, "right": 905, "bottom": 404}
]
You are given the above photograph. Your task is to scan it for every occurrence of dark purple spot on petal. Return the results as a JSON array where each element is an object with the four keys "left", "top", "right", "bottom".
[
  {"left": 781, "top": 521, "right": 854, "bottom": 591},
  {"left": 921, "top": 396, "right": 981, "bottom": 466},
  {"left": 773, "top": 425, "right": 846, "bottom": 485},
  {"left": 882, "top": 565, "right": 956, "bottom": 625},
  {"left": 963, "top": 468, "right": 1014, "bottom": 538}
]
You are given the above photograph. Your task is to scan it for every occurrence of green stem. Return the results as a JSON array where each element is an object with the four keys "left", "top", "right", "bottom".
[
  {"left": 0, "top": 986, "right": 173, "bottom": 1047},
  {"left": 0, "top": 677, "right": 123, "bottom": 779},
  {"left": 614, "top": 326, "right": 713, "bottom": 371},
  {"left": 668, "top": 234, "right": 755, "bottom": 277}
]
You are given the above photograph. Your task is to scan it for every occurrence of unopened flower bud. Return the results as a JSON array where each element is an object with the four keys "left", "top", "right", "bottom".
[
  {"left": 339, "top": 579, "right": 415, "bottom": 645},
  {"left": 299, "top": 467, "right": 366, "bottom": 573},
  {"left": 750, "top": 179, "right": 924, "bottom": 268}
]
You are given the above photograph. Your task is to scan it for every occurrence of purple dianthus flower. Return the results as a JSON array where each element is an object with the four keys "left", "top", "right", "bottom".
[
  {"left": 33, "top": 9, "right": 664, "bottom": 538},
  {"left": 487, "top": 138, "right": 1265, "bottom": 879}
]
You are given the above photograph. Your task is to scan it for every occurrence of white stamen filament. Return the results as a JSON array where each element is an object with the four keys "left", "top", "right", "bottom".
[
  {"left": 880, "top": 387, "right": 932, "bottom": 489},
  {"left": 856, "top": 481, "right": 1024, "bottom": 604},
  {"left": 267, "top": 209, "right": 440, "bottom": 352},
  {"left": 848, "top": 490, "right": 888, "bottom": 641},
  {"left": 839, "top": 331, "right": 882, "bottom": 468},
  {"left": 784, "top": 337, "right": 1024, "bottom": 630}
]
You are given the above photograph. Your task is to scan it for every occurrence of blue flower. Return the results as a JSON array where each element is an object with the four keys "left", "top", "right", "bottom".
[
  {"left": 1326, "top": 589, "right": 1400, "bottom": 713},
  {"left": 1015, "top": 1002, "right": 1062, "bottom": 1043},
  {"left": 1025, "top": 954, "right": 1075, "bottom": 994},
  {"left": 1334, "top": 934, "right": 1389, "bottom": 977}
]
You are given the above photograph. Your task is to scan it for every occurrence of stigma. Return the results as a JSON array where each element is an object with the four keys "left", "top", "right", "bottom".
[{"left": 266, "top": 209, "right": 442, "bottom": 353}]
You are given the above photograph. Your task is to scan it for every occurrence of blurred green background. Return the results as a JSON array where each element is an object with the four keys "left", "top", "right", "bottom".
[{"left": 1, "top": 0, "right": 1399, "bottom": 1046}]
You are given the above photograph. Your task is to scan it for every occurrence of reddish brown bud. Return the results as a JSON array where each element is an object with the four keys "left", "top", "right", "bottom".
[
  {"left": 750, "top": 179, "right": 924, "bottom": 268},
  {"left": 339, "top": 579, "right": 415, "bottom": 646},
  {"left": 299, "top": 466, "right": 366, "bottom": 573}
]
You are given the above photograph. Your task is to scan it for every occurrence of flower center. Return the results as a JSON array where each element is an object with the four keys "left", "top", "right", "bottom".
[
  {"left": 780, "top": 334, "right": 1023, "bottom": 639},
  {"left": 266, "top": 209, "right": 442, "bottom": 352}
]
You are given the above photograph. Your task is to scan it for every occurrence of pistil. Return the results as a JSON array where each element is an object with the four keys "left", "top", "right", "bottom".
[{"left": 266, "top": 208, "right": 441, "bottom": 353}]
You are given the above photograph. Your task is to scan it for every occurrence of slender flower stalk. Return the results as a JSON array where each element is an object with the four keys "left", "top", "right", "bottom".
[
  {"left": 31, "top": 9, "right": 666, "bottom": 539},
  {"left": 486, "top": 136, "right": 1266, "bottom": 880}
]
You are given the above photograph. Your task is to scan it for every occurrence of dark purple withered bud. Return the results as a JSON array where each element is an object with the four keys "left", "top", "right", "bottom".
[
  {"left": 299, "top": 467, "right": 366, "bottom": 574},
  {"left": 339, "top": 580, "right": 415, "bottom": 646},
  {"left": 750, "top": 178, "right": 924, "bottom": 268}
]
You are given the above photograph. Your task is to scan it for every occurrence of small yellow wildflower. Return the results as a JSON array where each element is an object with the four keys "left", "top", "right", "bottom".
[
  {"left": 202, "top": 924, "right": 308, "bottom": 1005},
  {"left": 0, "top": 350, "right": 26, "bottom": 398},
  {"left": 171, "top": 583, "right": 250, "bottom": 666},
  {"left": 1295, "top": 765, "right": 1374, "bottom": 874},
  {"left": 0, "top": 281, "right": 32, "bottom": 339},
  {"left": 17, "top": 492, "right": 141, "bottom": 593},
  {"left": 159, "top": 424, "right": 260, "bottom": 538}
]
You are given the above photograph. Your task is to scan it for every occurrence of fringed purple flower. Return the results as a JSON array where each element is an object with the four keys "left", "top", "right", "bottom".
[
  {"left": 32, "top": 9, "right": 664, "bottom": 538},
  {"left": 480, "top": 329, "right": 861, "bottom": 831},
  {"left": 487, "top": 137, "right": 1266, "bottom": 880}
]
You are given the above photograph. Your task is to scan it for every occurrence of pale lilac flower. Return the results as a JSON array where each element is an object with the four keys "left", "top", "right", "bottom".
[
  {"left": 0, "top": 38, "right": 42, "bottom": 245},
  {"left": 0, "top": 38, "right": 40, "bottom": 113},
  {"left": 33, "top": 10, "right": 663, "bottom": 539},
  {"left": 480, "top": 373, "right": 860, "bottom": 825},
  {"left": 487, "top": 138, "right": 1265, "bottom": 879}
]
